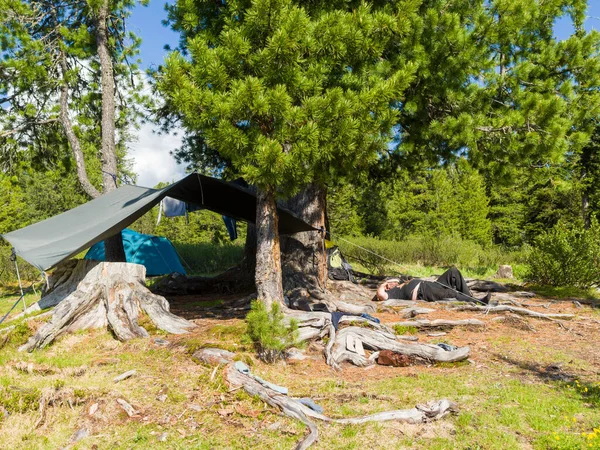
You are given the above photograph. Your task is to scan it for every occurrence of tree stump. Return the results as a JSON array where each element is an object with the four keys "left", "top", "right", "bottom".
[
  {"left": 494, "top": 265, "right": 514, "bottom": 279},
  {"left": 20, "top": 261, "right": 195, "bottom": 352}
]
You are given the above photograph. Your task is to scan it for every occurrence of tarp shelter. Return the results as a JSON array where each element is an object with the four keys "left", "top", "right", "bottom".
[
  {"left": 85, "top": 229, "right": 186, "bottom": 276},
  {"left": 2, "top": 173, "right": 316, "bottom": 272}
]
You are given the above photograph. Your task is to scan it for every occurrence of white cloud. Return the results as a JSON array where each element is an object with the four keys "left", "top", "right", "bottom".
[{"left": 128, "top": 122, "right": 186, "bottom": 188}]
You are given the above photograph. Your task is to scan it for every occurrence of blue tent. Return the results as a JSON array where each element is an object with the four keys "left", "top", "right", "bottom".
[{"left": 85, "top": 229, "right": 186, "bottom": 276}]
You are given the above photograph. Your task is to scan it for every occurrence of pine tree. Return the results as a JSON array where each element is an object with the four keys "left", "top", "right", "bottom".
[
  {"left": 158, "top": 0, "right": 417, "bottom": 307},
  {"left": 0, "top": 0, "right": 148, "bottom": 258}
]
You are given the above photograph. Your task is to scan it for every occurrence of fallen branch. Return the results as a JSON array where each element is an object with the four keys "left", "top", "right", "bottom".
[
  {"left": 449, "top": 304, "right": 574, "bottom": 320},
  {"left": 388, "top": 318, "right": 485, "bottom": 329},
  {"left": 226, "top": 365, "right": 457, "bottom": 450},
  {"left": 400, "top": 307, "right": 435, "bottom": 318},
  {"left": 331, "top": 326, "right": 470, "bottom": 367}
]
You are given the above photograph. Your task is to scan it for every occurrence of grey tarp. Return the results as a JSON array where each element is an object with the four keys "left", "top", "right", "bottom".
[{"left": 1, "top": 173, "right": 316, "bottom": 271}]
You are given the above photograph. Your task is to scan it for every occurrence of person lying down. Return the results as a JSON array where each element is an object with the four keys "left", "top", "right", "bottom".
[{"left": 375, "top": 267, "right": 492, "bottom": 304}]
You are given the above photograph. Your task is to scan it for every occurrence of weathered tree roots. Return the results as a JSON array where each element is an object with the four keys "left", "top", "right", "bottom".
[
  {"left": 20, "top": 262, "right": 195, "bottom": 352},
  {"left": 389, "top": 318, "right": 486, "bottom": 330},
  {"left": 226, "top": 364, "right": 457, "bottom": 450},
  {"left": 328, "top": 326, "right": 470, "bottom": 368},
  {"left": 282, "top": 307, "right": 471, "bottom": 370}
]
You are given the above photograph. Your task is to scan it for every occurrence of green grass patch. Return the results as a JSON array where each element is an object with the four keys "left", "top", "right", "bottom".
[
  {"left": 393, "top": 325, "right": 418, "bottom": 335},
  {"left": 0, "top": 386, "right": 40, "bottom": 414},
  {"left": 336, "top": 234, "right": 527, "bottom": 278},
  {"left": 173, "top": 241, "right": 244, "bottom": 275},
  {"left": 0, "top": 291, "right": 39, "bottom": 318},
  {"left": 526, "top": 284, "right": 600, "bottom": 301}
]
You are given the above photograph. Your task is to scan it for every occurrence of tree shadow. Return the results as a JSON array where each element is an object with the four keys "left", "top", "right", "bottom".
[
  {"left": 491, "top": 352, "right": 576, "bottom": 382},
  {"left": 166, "top": 292, "right": 253, "bottom": 321}
]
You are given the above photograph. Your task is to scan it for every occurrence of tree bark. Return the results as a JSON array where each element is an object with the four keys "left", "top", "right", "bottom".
[
  {"left": 95, "top": 0, "right": 125, "bottom": 262},
  {"left": 281, "top": 182, "right": 327, "bottom": 297},
  {"left": 59, "top": 53, "right": 100, "bottom": 199},
  {"left": 255, "top": 187, "right": 284, "bottom": 309}
]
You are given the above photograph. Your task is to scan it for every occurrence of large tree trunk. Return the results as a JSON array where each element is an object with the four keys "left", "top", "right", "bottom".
[
  {"left": 255, "top": 187, "right": 284, "bottom": 309},
  {"left": 96, "top": 0, "right": 126, "bottom": 262},
  {"left": 281, "top": 182, "right": 327, "bottom": 296}
]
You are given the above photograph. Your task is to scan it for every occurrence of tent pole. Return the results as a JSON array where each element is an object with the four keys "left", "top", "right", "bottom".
[{"left": 11, "top": 249, "right": 26, "bottom": 311}]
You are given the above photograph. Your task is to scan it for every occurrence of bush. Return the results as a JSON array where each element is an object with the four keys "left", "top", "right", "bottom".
[
  {"left": 525, "top": 221, "right": 600, "bottom": 288},
  {"left": 245, "top": 300, "right": 298, "bottom": 363},
  {"left": 336, "top": 234, "right": 517, "bottom": 273}
]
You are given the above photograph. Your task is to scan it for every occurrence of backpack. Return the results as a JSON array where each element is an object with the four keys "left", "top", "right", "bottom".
[{"left": 327, "top": 246, "right": 354, "bottom": 282}]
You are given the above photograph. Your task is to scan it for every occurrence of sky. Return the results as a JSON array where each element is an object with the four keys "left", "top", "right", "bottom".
[{"left": 126, "top": 1, "right": 600, "bottom": 188}]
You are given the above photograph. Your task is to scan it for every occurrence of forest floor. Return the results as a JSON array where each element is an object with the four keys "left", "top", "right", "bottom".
[{"left": 0, "top": 283, "right": 599, "bottom": 449}]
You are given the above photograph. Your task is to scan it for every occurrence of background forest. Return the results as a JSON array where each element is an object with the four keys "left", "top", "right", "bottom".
[{"left": 1, "top": 0, "right": 600, "bottom": 292}]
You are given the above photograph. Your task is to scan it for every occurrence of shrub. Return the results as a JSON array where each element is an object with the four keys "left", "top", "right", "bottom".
[
  {"left": 526, "top": 221, "right": 600, "bottom": 288},
  {"left": 336, "top": 233, "right": 517, "bottom": 273},
  {"left": 245, "top": 300, "right": 298, "bottom": 363}
]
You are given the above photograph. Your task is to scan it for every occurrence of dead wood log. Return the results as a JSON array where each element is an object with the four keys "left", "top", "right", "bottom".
[
  {"left": 401, "top": 307, "right": 435, "bottom": 318},
  {"left": 380, "top": 299, "right": 418, "bottom": 308},
  {"left": 19, "top": 262, "right": 195, "bottom": 352},
  {"left": 388, "top": 319, "right": 486, "bottom": 329},
  {"left": 331, "top": 326, "right": 470, "bottom": 367},
  {"left": 225, "top": 364, "right": 457, "bottom": 450},
  {"left": 491, "top": 292, "right": 536, "bottom": 303},
  {"left": 450, "top": 304, "right": 574, "bottom": 320}
]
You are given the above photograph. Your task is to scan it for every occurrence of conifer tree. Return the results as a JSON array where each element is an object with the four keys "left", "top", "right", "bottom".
[
  {"left": 158, "top": 0, "right": 416, "bottom": 308},
  {"left": 0, "top": 0, "right": 147, "bottom": 259}
]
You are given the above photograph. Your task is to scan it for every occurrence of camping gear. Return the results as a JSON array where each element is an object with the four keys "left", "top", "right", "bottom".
[
  {"left": 326, "top": 244, "right": 354, "bottom": 282},
  {"left": 84, "top": 229, "right": 186, "bottom": 276},
  {"left": 376, "top": 350, "right": 412, "bottom": 367},
  {"left": 158, "top": 196, "right": 239, "bottom": 241},
  {"left": 2, "top": 173, "right": 315, "bottom": 272}
]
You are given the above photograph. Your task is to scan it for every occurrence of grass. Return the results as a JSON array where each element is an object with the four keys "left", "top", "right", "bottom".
[
  {"left": 173, "top": 241, "right": 244, "bottom": 275},
  {"left": 0, "top": 303, "right": 598, "bottom": 449},
  {"left": 0, "top": 290, "right": 40, "bottom": 319},
  {"left": 392, "top": 324, "right": 418, "bottom": 335},
  {"left": 526, "top": 284, "right": 600, "bottom": 302},
  {"left": 1, "top": 239, "right": 599, "bottom": 448}
]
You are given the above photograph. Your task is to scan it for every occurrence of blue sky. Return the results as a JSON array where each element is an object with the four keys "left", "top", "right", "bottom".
[{"left": 126, "top": 1, "right": 600, "bottom": 187}]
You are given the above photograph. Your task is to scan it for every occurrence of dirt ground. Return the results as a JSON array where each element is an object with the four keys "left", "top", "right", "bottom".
[{"left": 167, "top": 288, "right": 600, "bottom": 385}]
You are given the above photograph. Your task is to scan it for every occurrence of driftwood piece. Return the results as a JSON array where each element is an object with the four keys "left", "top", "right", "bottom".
[
  {"left": 226, "top": 364, "right": 457, "bottom": 450},
  {"left": 114, "top": 370, "right": 137, "bottom": 383},
  {"left": 331, "top": 326, "right": 470, "bottom": 367},
  {"left": 401, "top": 307, "right": 435, "bottom": 318},
  {"left": 11, "top": 260, "right": 101, "bottom": 321},
  {"left": 116, "top": 398, "right": 137, "bottom": 417},
  {"left": 388, "top": 319, "right": 486, "bottom": 329},
  {"left": 450, "top": 304, "right": 574, "bottom": 320},
  {"left": 380, "top": 299, "right": 418, "bottom": 308},
  {"left": 19, "top": 262, "right": 195, "bottom": 352}
]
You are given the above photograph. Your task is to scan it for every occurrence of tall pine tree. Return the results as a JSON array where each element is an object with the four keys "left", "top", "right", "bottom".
[{"left": 158, "top": 0, "right": 417, "bottom": 308}]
